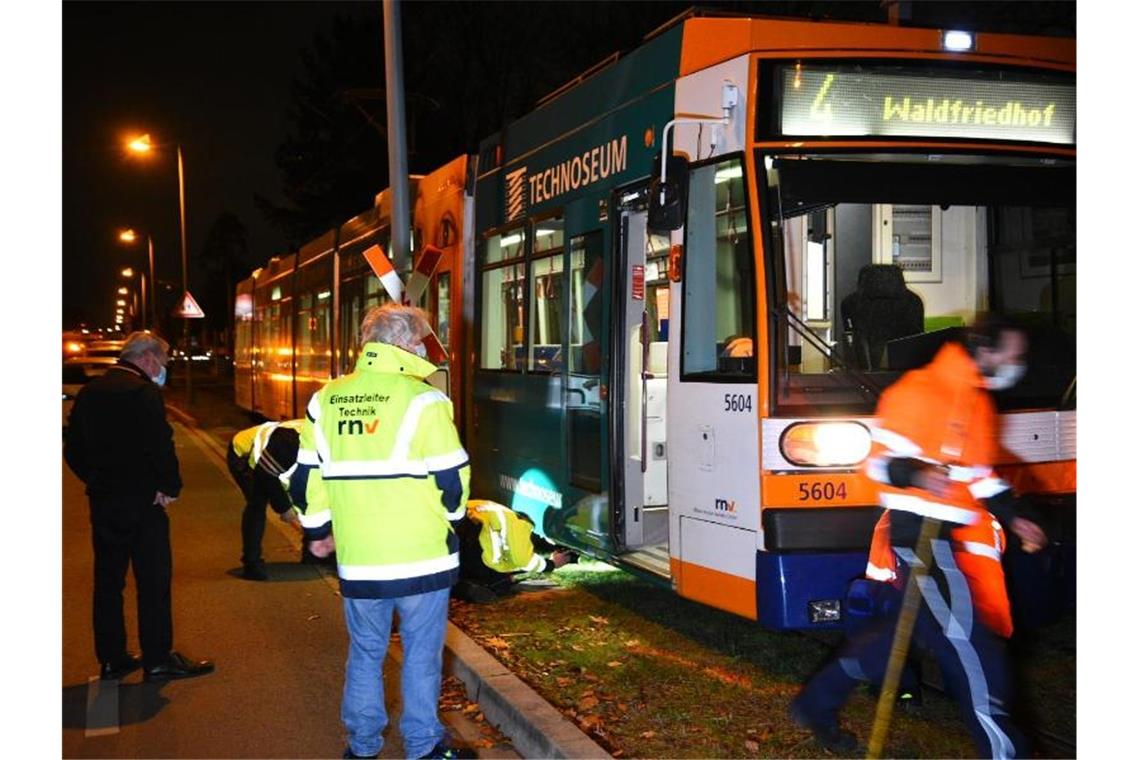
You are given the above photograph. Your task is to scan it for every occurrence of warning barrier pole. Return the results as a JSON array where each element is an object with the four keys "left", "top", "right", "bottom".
[{"left": 866, "top": 516, "right": 940, "bottom": 759}]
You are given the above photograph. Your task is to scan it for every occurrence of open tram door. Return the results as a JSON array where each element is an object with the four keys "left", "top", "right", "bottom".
[{"left": 612, "top": 185, "right": 673, "bottom": 575}]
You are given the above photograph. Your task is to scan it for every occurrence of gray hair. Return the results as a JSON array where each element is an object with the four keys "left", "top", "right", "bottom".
[
  {"left": 360, "top": 304, "right": 430, "bottom": 348},
  {"left": 120, "top": 331, "right": 170, "bottom": 362}
]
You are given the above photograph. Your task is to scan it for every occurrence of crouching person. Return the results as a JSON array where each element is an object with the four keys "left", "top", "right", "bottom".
[{"left": 454, "top": 500, "right": 572, "bottom": 602}]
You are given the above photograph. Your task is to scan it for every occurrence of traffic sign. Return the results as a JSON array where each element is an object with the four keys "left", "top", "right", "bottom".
[{"left": 175, "top": 291, "right": 205, "bottom": 318}]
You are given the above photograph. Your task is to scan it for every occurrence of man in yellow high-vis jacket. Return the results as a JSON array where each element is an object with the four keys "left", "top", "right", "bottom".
[
  {"left": 227, "top": 419, "right": 302, "bottom": 580},
  {"left": 292, "top": 304, "right": 472, "bottom": 760}
]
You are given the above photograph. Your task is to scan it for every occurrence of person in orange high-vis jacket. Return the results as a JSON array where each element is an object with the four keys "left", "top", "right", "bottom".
[{"left": 791, "top": 315, "right": 1047, "bottom": 758}]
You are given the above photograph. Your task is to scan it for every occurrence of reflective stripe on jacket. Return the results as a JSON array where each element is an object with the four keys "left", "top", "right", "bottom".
[
  {"left": 468, "top": 500, "right": 547, "bottom": 574},
  {"left": 295, "top": 341, "right": 470, "bottom": 598},
  {"left": 863, "top": 342, "right": 1015, "bottom": 638},
  {"left": 232, "top": 419, "right": 303, "bottom": 475}
]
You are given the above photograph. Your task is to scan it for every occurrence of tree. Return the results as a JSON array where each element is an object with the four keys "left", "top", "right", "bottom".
[{"left": 197, "top": 212, "right": 253, "bottom": 348}]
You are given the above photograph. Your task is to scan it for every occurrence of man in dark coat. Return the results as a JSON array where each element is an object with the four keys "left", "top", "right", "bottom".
[{"left": 64, "top": 331, "right": 214, "bottom": 682}]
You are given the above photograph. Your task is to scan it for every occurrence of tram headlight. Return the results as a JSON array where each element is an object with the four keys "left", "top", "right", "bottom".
[
  {"left": 809, "top": 599, "right": 842, "bottom": 624},
  {"left": 780, "top": 422, "right": 871, "bottom": 467}
]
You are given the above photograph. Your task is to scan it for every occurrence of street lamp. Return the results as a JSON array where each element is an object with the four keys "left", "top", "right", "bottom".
[
  {"left": 118, "top": 287, "right": 128, "bottom": 295},
  {"left": 121, "top": 267, "right": 134, "bottom": 278},
  {"left": 117, "top": 228, "right": 156, "bottom": 330},
  {"left": 126, "top": 132, "right": 192, "bottom": 404}
]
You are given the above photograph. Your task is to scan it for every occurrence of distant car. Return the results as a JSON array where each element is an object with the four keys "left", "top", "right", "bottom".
[
  {"left": 82, "top": 340, "right": 125, "bottom": 359},
  {"left": 62, "top": 357, "right": 117, "bottom": 428}
]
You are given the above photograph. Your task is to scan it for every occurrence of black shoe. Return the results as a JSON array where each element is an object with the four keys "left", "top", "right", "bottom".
[
  {"left": 143, "top": 651, "right": 215, "bottom": 682},
  {"left": 790, "top": 695, "right": 858, "bottom": 754},
  {"left": 242, "top": 563, "right": 268, "bottom": 581},
  {"left": 417, "top": 742, "right": 477, "bottom": 759},
  {"left": 100, "top": 653, "right": 142, "bottom": 681},
  {"left": 342, "top": 748, "right": 378, "bottom": 759}
]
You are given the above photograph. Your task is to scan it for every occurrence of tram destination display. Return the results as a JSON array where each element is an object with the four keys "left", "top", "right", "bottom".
[{"left": 778, "top": 64, "right": 1075, "bottom": 145}]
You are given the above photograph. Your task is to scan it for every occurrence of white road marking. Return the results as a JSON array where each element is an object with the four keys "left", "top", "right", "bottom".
[{"left": 84, "top": 676, "right": 119, "bottom": 737}]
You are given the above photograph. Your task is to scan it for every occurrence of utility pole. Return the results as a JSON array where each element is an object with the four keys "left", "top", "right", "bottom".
[{"left": 383, "top": 0, "right": 411, "bottom": 274}]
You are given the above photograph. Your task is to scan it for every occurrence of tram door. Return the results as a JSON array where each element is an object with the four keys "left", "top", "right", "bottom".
[{"left": 615, "top": 191, "right": 671, "bottom": 557}]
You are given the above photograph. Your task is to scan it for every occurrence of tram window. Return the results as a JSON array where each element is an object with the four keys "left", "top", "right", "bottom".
[
  {"left": 529, "top": 253, "right": 564, "bottom": 373},
  {"left": 681, "top": 156, "right": 756, "bottom": 379},
  {"left": 480, "top": 260, "right": 527, "bottom": 370},
  {"left": 437, "top": 272, "right": 451, "bottom": 350},
  {"left": 484, "top": 227, "right": 526, "bottom": 265},
  {"left": 569, "top": 231, "right": 605, "bottom": 375},
  {"left": 768, "top": 154, "right": 1076, "bottom": 413}
]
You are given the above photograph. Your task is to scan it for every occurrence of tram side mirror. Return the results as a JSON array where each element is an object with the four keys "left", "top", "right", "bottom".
[{"left": 648, "top": 154, "right": 689, "bottom": 232}]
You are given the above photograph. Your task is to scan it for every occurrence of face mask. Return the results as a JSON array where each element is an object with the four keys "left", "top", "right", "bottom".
[
  {"left": 153, "top": 365, "right": 167, "bottom": 387},
  {"left": 984, "top": 362, "right": 1025, "bottom": 391}
]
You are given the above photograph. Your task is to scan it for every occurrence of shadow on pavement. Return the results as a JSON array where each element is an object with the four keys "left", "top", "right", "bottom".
[
  {"left": 62, "top": 680, "right": 170, "bottom": 729},
  {"left": 223, "top": 562, "right": 329, "bottom": 583}
]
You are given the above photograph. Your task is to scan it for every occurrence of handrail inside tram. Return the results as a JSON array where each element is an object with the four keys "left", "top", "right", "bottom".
[{"left": 779, "top": 305, "right": 884, "bottom": 401}]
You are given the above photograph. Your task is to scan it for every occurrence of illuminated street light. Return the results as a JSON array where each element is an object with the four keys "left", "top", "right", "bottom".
[
  {"left": 116, "top": 299, "right": 127, "bottom": 307},
  {"left": 127, "top": 134, "right": 153, "bottom": 154},
  {"left": 117, "top": 228, "right": 155, "bottom": 330},
  {"left": 121, "top": 267, "right": 134, "bottom": 278},
  {"left": 117, "top": 287, "right": 128, "bottom": 295},
  {"left": 125, "top": 131, "right": 193, "bottom": 404}
]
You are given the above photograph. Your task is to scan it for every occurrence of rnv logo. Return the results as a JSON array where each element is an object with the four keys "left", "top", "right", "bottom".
[
  {"left": 714, "top": 498, "right": 736, "bottom": 513},
  {"left": 338, "top": 419, "right": 380, "bottom": 435}
]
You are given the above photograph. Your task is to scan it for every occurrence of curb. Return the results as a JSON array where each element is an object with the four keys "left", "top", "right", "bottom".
[
  {"left": 164, "top": 402, "right": 199, "bottom": 429},
  {"left": 167, "top": 405, "right": 608, "bottom": 759},
  {"left": 445, "top": 623, "right": 611, "bottom": 759}
]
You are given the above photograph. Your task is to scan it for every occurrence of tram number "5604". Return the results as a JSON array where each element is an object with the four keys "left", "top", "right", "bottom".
[
  {"left": 723, "top": 393, "right": 753, "bottom": 413},
  {"left": 797, "top": 481, "right": 847, "bottom": 501}
]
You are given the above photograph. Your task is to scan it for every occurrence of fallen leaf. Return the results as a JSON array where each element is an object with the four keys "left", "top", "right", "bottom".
[
  {"left": 583, "top": 673, "right": 599, "bottom": 682},
  {"left": 571, "top": 644, "right": 585, "bottom": 652},
  {"left": 463, "top": 704, "right": 480, "bottom": 714},
  {"left": 607, "top": 661, "right": 623, "bottom": 668},
  {"left": 616, "top": 702, "right": 628, "bottom": 712},
  {"left": 485, "top": 637, "right": 511, "bottom": 650},
  {"left": 589, "top": 615, "right": 609, "bottom": 625},
  {"left": 306, "top": 614, "right": 320, "bottom": 621},
  {"left": 745, "top": 740, "right": 760, "bottom": 753},
  {"left": 624, "top": 639, "right": 641, "bottom": 648},
  {"left": 578, "top": 695, "right": 599, "bottom": 711},
  {"left": 474, "top": 713, "right": 484, "bottom": 722},
  {"left": 555, "top": 677, "right": 573, "bottom": 687},
  {"left": 640, "top": 731, "right": 657, "bottom": 739},
  {"left": 580, "top": 714, "right": 604, "bottom": 730}
]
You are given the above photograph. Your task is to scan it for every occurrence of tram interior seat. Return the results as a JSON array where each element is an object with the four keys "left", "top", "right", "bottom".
[{"left": 840, "top": 264, "right": 924, "bottom": 370}]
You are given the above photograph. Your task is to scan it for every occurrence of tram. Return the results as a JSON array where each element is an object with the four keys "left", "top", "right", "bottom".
[{"left": 237, "top": 13, "right": 1076, "bottom": 630}]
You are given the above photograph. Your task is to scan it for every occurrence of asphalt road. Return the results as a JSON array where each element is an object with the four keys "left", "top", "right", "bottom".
[{"left": 62, "top": 415, "right": 516, "bottom": 759}]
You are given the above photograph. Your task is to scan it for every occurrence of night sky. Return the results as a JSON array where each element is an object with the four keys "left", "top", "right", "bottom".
[{"left": 63, "top": 2, "right": 375, "bottom": 329}]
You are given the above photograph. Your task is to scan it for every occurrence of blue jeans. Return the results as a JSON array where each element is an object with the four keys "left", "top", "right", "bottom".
[{"left": 342, "top": 588, "right": 450, "bottom": 758}]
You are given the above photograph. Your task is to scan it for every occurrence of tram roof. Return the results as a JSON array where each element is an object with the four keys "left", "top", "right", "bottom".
[{"left": 478, "top": 14, "right": 1074, "bottom": 172}]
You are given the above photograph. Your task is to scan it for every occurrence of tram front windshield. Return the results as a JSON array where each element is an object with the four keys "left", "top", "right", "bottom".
[{"left": 766, "top": 153, "right": 1075, "bottom": 415}]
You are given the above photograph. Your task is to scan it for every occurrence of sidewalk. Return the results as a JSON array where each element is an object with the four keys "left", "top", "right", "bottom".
[{"left": 161, "top": 385, "right": 608, "bottom": 759}]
